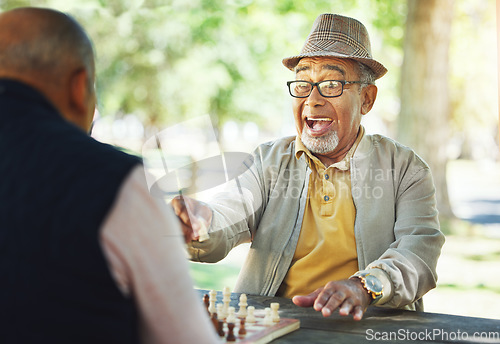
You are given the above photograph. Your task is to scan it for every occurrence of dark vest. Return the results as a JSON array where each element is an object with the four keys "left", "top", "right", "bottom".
[{"left": 0, "top": 80, "right": 142, "bottom": 344}]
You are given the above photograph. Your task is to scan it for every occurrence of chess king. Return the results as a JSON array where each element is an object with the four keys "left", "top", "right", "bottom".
[{"left": 172, "top": 13, "right": 444, "bottom": 320}]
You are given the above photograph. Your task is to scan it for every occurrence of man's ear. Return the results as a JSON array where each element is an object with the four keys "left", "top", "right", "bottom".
[
  {"left": 67, "top": 68, "right": 94, "bottom": 132},
  {"left": 360, "top": 84, "right": 378, "bottom": 115},
  {"left": 69, "top": 68, "right": 90, "bottom": 116}
]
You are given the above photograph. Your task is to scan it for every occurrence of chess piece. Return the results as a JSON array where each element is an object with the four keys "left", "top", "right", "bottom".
[
  {"left": 208, "top": 290, "right": 217, "bottom": 315},
  {"left": 226, "top": 306, "right": 237, "bottom": 324},
  {"left": 237, "top": 294, "right": 247, "bottom": 318},
  {"left": 222, "top": 286, "right": 231, "bottom": 318},
  {"left": 271, "top": 302, "right": 280, "bottom": 322},
  {"left": 238, "top": 318, "right": 247, "bottom": 337},
  {"left": 226, "top": 322, "right": 236, "bottom": 342},
  {"left": 210, "top": 312, "right": 219, "bottom": 333},
  {"left": 246, "top": 306, "right": 256, "bottom": 323},
  {"left": 217, "top": 319, "right": 225, "bottom": 337},
  {"left": 217, "top": 303, "right": 225, "bottom": 320},
  {"left": 203, "top": 294, "right": 210, "bottom": 315},
  {"left": 263, "top": 307, "right": 273, "bottom": 326}
]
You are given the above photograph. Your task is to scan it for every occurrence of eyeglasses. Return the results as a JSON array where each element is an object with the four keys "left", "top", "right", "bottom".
[{"left": 287, "top": 80, "right": 363, "bottom": 98}]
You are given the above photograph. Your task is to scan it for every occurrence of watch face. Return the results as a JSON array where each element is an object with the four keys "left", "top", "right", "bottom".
[{"left": 365, "top": 275, "right": 383, "bottom": 294}]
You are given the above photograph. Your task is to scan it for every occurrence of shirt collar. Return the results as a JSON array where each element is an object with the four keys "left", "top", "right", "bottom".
[{"left": 295, "top": 126, "right": 365, "bottom": 171}]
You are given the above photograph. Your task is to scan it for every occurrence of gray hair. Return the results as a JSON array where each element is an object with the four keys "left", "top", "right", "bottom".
[
  {"left": 0, "top": 8, "right": 95, "bottom": 89},
  {"left": 357, "top": 61, "right": 376, "bottom": 91}
]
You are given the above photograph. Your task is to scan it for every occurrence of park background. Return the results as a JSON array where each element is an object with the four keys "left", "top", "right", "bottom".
[{"left": 1, "top": 0, "right": 499, "bottom": 319}]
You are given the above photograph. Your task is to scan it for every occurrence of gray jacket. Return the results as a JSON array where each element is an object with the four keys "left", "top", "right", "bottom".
[{"left": 188, "top": 134, "right": 445, "bottom": 311}]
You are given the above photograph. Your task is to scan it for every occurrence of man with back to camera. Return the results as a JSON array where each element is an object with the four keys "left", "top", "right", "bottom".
[
  {"left": 173, "top": 13, "right": 445, "bottom": 321},
  {"left": 0, "top": 7, "right": 219, "bottom": 343}
]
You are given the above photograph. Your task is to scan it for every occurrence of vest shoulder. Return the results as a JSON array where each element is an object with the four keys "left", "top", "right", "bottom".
[
  {"left": 87, "top": 138, "right": 142, "bottom": 167},
  {"left": 51, "top": 123, "right": 142, "bottom": 171}
]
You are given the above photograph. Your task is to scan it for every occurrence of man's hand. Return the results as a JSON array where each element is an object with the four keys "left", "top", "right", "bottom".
[
  {"left": 171, "top": 195, "right": 212, "bottom": 244},
  {"left": 292, "top": 279, "right": 371, "bottom": 320}
]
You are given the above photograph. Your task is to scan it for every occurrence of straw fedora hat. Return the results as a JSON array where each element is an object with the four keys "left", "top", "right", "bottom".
[{"left": 282, "top": 13, "right": 387, "bottom": 79}]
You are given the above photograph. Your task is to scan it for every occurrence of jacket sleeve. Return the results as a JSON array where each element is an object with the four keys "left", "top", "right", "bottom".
[
  {"left": 187, "top": 148, "right": 267, "bottom": 263},
  {"left": 359, "top": 164, "right": 445, "bottom": 310}
]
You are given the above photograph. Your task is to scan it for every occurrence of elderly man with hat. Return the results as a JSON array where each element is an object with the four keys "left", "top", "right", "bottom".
[{"left": 174, "top": 13, "right": 445, "bottom": 320}]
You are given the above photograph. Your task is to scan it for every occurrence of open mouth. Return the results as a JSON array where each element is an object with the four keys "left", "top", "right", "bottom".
[{"left": 305, "top": 117, "right": 334, "bottom": 135}]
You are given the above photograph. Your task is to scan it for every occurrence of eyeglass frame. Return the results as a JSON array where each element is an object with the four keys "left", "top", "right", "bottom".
[{"left": 286, "top": 79, "right": 364, "bottom": 98}]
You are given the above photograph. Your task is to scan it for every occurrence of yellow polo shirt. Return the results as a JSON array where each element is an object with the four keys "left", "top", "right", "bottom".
[{"left": 278, "top": 127, "right": 364, "bottom": 298}]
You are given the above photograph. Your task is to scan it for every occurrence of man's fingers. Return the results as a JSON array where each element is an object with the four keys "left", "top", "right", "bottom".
[
  {"left": 314, "top": 287, "right": 336, "bottom": 311},
  {"left": 171, "top": 196, "right": 195, "bottom": 243},
  {"left": 171, "top": 195, "right": 213, "bottom": 243},
  {"left": 171, "top": 196, "right": 192, "bottom": 226},
  {"left": 338, "top": 298, "right": 355, "bottom": 316},
  {"left": 335, "top": 298, "right": 365, "bottom": 320},
  {"left": 292, "top": 288, "right": 323, "bottom": 308},
  {"left": 179, "top": 222, "right": 194, "bottom": 244},
  {"left": 297, "top": 280, "right": 369, "bottom": 319},
  {"left": 318, "top": 289, "right": 345, "bottom": 317},
  {"left": 171, "top": 196, "right": 182, "bottom": 215},
  {"left": 352, "top": 305, "right": 365, "bottom": 321}
]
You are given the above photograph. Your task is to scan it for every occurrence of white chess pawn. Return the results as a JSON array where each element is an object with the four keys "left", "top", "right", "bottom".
[
  {"left": 263, "top": 307, "right": 273, "bottom": 326},
  {"left": 216, "top": 303, "right": 225, "bottom": 320},
  {"left": 226, "top": 306, "right": 237, "bottom": 324},
  {"left": 270, "top": 302, "right": 280, "bottom": 322},
  {"left": 237, "top": 294, "right": 247, "bottom": 318},
  {"left": 246, "top": 306, "right": 256, "bottom": 323},
  {"left": 208, "top": 290, "right": 217, "bottom": 315}
]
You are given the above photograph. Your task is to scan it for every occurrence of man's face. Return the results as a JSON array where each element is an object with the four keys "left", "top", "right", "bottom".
[{"left": 292, "top": 56, "right": 370, "bottom": 161}]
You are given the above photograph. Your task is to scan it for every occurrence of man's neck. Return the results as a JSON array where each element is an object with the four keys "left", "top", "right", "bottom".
[
  {"left": 314, "top": 137, "right": 357, "bottom": 167},
  {"left": 314, "top": 147, "right": 350, "bottom": 167}
]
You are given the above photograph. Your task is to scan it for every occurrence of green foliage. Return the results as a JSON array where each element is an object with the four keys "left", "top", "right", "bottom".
[
  {"left": 0, "top": 0, "right": 495, "bottom": 155},
  {"left": 2, "top": 0, "right": 403, "bottom": 132},
  {"left": 371, "top": 0, "right": 407, "bottom": 48},
  {"left": 189, "top": 262, "right": 240, "bottom": 290}
]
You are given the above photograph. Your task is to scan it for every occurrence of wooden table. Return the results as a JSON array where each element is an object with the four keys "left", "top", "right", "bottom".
[{"left": 197, "top": 289, "right": 500, "bottom": 343}]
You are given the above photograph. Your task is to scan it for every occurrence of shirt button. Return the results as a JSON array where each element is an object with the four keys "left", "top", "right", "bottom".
[
  {"left": 325, "top": 174, "right": 329, "bottom": 180},
  {"left": 324, "top": 195, "right": 330, "bottom": 201}
]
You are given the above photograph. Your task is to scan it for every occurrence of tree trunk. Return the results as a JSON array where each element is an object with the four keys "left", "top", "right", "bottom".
[{"left": 398, "top": 0, "right": 455, "bottom": 218}]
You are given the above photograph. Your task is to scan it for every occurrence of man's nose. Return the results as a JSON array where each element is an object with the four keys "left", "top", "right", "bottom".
[{"left": 306, "top": 85, "right": 326, "bottom": 107}]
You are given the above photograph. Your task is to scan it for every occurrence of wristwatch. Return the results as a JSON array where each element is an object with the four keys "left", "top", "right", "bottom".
[{"left": 351, "top": 272, "right": 383, "bottom": 305}]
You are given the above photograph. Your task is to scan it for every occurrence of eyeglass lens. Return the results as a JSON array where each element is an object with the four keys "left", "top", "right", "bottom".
[{"left": 289, "top": 80, "right": 343, "bottom": 97}]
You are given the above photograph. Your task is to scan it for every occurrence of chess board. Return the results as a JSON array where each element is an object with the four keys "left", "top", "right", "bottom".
[
  {"left": 219, "top": 313, "right": 300, "bottom": 344},
  {"left": 202, "top": 289, "right": 300, "bottom": 343}
]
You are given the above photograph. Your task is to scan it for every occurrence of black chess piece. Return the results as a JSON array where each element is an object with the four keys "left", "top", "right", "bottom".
[
  {"left": 238, "top": 318, "right": 247, "bottom": 337},
  {"left": 226, "top": 322, "right": 236, "bottom": 342},
  {"left": 217, "top": 319, "right": 225, "bottom": 337}
]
